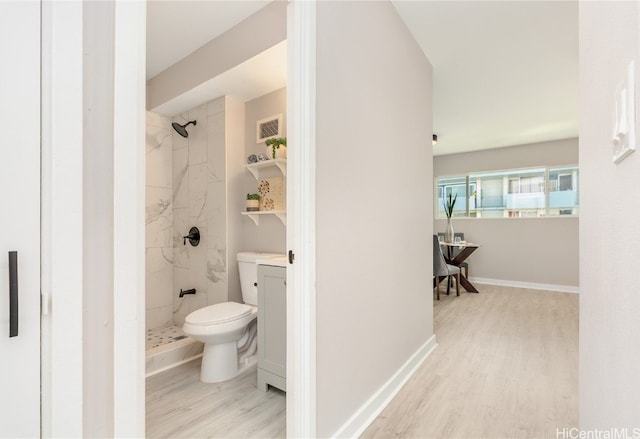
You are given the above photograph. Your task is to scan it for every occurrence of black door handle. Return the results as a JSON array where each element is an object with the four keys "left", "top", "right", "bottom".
[{"left": 8, "top": 251, "right": 18, "bottom": 337}]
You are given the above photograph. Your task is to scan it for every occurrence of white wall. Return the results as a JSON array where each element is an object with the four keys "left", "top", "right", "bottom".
[
  {"left": 434, "top": 138, "right": 579, "bottom": 289},
  {"left": 80, "top": 1, "right": 146, "bottom": 435},
  {"left": 238, "top": 87, "right": 287, "bottom": 269},
  {"left": 435, "top": 217, "right": 578, "bottom": 288},
  {"left": 579, "top": 2, "right": 640, "bottom": 429},
  {"left": 244, "top": 87, "right": 287, "bottom": 158},
  {"left": 230, "top": 88, "right": 288, "bottom": 304},
  {"left": 315, "top": 1, "right": 433, "bottom": 436},
  {"left": 434, "top": 138, "right": 578, "bottom": 174},
  {"left": 83, "top": 2, "right": 115, "bottom": 434}
]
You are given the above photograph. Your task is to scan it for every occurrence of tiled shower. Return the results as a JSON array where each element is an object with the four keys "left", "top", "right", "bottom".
[{"left": 145, "top": 97, "right": 231, "bottom": 375}]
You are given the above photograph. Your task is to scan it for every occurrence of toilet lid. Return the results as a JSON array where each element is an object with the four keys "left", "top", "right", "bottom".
[{"left": 185, "top": 302, "right": 252, "bottom": 326}]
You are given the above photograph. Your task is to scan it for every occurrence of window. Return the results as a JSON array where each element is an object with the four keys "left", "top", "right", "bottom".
[
  {"left": 436, "top": 176, "right": 469, "bottom": 218},
  {"left": 548, "top": 167, "right": 579, "bottom": 215},
  {"left": 436, "top": 166, "right": 579, "bottom": 218}
]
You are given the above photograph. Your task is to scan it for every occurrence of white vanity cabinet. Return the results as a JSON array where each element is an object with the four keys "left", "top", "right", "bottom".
[{"left": 257, "top": 264, "right": 286, "bottom": 392}]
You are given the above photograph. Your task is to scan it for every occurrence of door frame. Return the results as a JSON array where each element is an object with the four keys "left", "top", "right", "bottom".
[
  {"left": 41, "top": 1, "right": 146, "bottom": 436},
  {"left": 40, "top": 1, "right": 84, "bottom": 435},
  {"left": 42, "top": 0, "right": 317, "bottom": 436},
  {"left": 286, "top": 1, "right": 317, "bottom": 437}
]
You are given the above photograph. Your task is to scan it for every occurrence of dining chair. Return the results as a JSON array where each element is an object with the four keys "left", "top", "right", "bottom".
[
  {"left": 437, "top": 232, "right": 469, "bottom": 278},
  {"left": 433, "top": 234, "right": 460, "bottom": 300}
]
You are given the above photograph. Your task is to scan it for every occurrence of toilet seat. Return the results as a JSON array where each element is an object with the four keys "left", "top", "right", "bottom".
[{"left": 185, "top": 302, "right": 252, "bottom": 326}]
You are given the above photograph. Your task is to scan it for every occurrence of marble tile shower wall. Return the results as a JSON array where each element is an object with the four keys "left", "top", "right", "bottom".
[
  {"left": 172, "top": 97, "right": 228, "bottom": 327},
  {"left": 146, "top": 112, "right": 174, "bottom": 331}
]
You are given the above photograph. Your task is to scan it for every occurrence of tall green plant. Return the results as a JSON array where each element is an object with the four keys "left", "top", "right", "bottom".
[{"left": 443, "top": 192, "right": 457, "bottom": 219}]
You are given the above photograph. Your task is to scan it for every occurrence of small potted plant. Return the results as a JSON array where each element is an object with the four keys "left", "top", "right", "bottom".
[
  {"left": 265, "top": 137, "right": 287, "bottom": 159},
  {"left": 246, "top": 193, "right": 260, "bottom": 212}
]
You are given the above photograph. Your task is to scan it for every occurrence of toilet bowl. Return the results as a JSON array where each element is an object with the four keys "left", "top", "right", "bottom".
[{"left": 182, "top": 252, "right": 282, "bottom": 383}]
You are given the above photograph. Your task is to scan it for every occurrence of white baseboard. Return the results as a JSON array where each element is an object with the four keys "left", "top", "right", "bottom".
[
  {"left": 469, "top": 277, "right": 579, "bottom": 294},
  {"left": 331, "top": 334, "right": 438, "bottom": 439},
  {"left": 145, "top": 353, "right": 202, "bottom": 378}
]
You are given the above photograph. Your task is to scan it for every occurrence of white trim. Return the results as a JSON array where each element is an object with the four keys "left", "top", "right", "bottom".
[
  {"left": 286, "top": 1, "right": 317, "bottom": 437},
  {"left": 145, "top": 354, "right": 202, "bottom": 378},
  {"left": 331, "top": 336, "right": 438, "bottom": 439},
  {"left": 41, "top": 1, "right": 84, "bottom": 436},
  {"left": 112, "top": 1, "right": 146, "bottom": 437},
  {"left": 469, "top": 277, "right": 579, "bottom": 294},
  {"left": 434, "top": 215, "right": 579, "bottom": 221}
]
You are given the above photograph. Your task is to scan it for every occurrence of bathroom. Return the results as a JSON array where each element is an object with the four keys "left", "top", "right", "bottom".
[
  {"left": 145, "top": 93, "right": 287, "bottom": 435},
  {"left": 144, "top": 4, "right": 288, "bottom": 436}
]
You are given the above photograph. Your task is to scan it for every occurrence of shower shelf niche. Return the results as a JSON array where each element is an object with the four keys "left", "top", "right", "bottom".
[{"left": 245, "top": 158, "right": 287, "bottom": 179}]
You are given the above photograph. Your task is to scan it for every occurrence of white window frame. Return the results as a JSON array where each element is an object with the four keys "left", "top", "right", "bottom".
[{"left": 435, "top": 165, "right": 579, "bottom": 219}]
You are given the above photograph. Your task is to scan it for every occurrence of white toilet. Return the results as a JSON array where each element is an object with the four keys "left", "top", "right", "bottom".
[{"left": 183, "top": 252, "right": 281, "bottom": 383}]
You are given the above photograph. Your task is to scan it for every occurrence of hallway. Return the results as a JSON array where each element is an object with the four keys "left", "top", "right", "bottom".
[{"left": 363, "top": 284, "right": 578, "bottom": 438}]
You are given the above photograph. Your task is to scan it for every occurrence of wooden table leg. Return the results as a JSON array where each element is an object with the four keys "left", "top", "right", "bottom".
[
  {"left": 443, "top": 245, "right": 480, "bottom": 293},
  {"left": 459, "top": 274, "right": 479, "bottom": 293}
]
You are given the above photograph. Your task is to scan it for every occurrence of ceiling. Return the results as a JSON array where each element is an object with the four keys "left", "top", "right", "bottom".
[
  {"left": 146, "top": 0, "right": 270, "bottom": 79},
  {"left": 392, "top": 1, "right": 578, "bottom": 155},
  {"left": 152, "top": 41, "right": 287, "bottom": 116},
  {"left": 146, "top": 1, "right": 579, "bottom": 156}
]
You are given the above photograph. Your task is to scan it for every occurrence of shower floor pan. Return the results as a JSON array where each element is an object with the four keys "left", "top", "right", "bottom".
[{"left": 145, "top": 325, "right": 203, "bottom": 377}]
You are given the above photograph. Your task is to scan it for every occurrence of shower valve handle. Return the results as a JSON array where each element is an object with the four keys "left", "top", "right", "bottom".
[{"left": 183, "top": 227, "right": 200, "bottom": 247}]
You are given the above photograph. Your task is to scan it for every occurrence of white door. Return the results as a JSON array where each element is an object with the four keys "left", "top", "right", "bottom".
[{"left": 0, "top": 1, "right": 41, "bottom": 436}]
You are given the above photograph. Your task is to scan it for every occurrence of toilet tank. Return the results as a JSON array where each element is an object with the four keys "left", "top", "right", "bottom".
[{"left": 237, "top": 252, "right": 281, "bottom": 306}]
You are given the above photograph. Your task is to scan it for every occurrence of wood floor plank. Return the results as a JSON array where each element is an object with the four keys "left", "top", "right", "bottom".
[
  {"left": 147, "top": 285, "right": 576, "bottom": 438},
  {"left": 146, "top": 359, "right": 285, "bottom": 438},
  {"left": 362, "top": 284, "right": 578, "bottom": 439}
]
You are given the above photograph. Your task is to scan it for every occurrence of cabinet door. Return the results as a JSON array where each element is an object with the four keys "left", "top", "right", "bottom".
[{"left": 258, "top": 265, "right": 287, "bottom": 381}]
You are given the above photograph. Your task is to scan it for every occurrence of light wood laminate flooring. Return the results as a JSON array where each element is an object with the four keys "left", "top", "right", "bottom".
[
  {"left": 146, "top": 360, "right": 285, "bottom": 438},
  {"left": 362, "top": 283, "right": 578, "bottom": 439}
]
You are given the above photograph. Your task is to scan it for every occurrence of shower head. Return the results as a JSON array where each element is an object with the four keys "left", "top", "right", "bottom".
[{"left": 172, "top": 120, "right": 197, "bottom": 138}]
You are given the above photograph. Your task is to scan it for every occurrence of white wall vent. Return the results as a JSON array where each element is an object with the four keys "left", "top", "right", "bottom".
[{"left": 256, "top": 113, "right": 283, "bottom": 143}]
